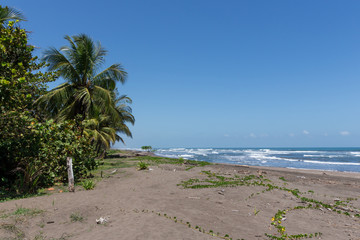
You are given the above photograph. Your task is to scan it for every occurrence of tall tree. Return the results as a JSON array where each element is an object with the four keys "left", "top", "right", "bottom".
[
  {"left": 35, "top": 34, "right": 134, "bottom": 148},
  {"left": 36, "top": 34, "right": 127, "bottom": 120}
]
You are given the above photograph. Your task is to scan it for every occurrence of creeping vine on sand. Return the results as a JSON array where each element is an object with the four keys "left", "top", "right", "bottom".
[
  {"left": 137, "top": 209, "right": 244, "bottom": 240},
  {"left": 179, "top": 170, "right": 360, "bottom": 239}
]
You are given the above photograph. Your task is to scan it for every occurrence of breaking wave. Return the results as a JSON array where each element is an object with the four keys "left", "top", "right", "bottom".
[{"left": 155, "top": 147, "right": 360, "bottom": 172}]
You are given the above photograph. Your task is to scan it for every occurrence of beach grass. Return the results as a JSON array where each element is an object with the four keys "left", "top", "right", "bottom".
[{"left": 87, "top": 150, "right": 212, "bottom": 184}]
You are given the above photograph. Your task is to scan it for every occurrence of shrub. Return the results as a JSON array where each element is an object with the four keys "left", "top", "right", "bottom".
[
  {"left": 81, "top": 179, "right": 96, "bottom": 190},
  {"left": 137, "top": 162, "right": 149, "bottom": 170}
]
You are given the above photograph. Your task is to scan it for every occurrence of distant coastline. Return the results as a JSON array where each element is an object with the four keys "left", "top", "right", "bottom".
[{"left": 145, "top": 147, "right": 360, "bottom": 173}]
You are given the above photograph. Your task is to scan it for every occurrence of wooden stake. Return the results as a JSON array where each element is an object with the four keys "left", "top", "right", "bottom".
[{"left": 67, "top": 157, "right": 75, "bottom": 192}]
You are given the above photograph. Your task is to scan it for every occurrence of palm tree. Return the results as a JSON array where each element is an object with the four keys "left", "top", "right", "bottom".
[
  {"left": 0, "top": 5, "right": 25, "bottom": 26},
  {"left": 83, "top": 95, "right": 134, "bottom": 154},
  {"left": 35, "top": 34, "right": 128, "bottom": 122},
  {"left": 35, "top": 34, "right": 134, "bottom": 150}
]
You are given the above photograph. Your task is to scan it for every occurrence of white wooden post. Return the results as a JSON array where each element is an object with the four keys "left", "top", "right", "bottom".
[{"left": 67, "top": 157, "right": 75, "bottom": 192}]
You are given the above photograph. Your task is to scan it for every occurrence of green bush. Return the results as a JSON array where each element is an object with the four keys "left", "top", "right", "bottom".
[{"left": 0, "top": 117, "right": 98, "bottom": 193}]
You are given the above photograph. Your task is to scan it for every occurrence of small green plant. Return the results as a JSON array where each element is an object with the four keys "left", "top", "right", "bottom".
[
  {"left": 70, "top": 212, "right": 84, "bottom": 222},
  {"left": 254, "top": 207, "right": 260, "bottom": 215},
  {"left": 38, "top": 222, "right": 45, "bottom": 228},
  {"left": 279, "top": 177, "right": 287, "bottom": 182},
  {"left": 13, "top": 206, "right": 44, "bottom": 217},
  {"left": 137, "top": 161, "right": 149, "bottom": 170},
  {"left": 81, "top": 179, "right": 96, "bottom": 190}
]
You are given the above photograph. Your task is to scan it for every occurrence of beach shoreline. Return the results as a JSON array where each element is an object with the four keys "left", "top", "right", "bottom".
[
  {"left": 152, "top": 149, "right": 360, "bottom": 177},
  {"left": 1, "top": 150, "right": 359, "bottom": 239},
  {"left": 154, "top": 147, "right": 360, "bottom": 173}
]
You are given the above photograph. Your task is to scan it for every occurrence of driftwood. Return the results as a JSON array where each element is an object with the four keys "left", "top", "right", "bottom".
[{"left": 67, "top": 157, "right": 75, "bottom": 192}]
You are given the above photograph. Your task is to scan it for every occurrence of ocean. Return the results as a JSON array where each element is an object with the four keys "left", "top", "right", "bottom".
[{"left": 154, "top": 147, "right": 360, "bottom": 173}]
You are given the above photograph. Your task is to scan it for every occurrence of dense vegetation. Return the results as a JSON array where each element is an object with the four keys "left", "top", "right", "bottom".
[{"left": 0, "top": 5, "right": 133, "bottom": 195}]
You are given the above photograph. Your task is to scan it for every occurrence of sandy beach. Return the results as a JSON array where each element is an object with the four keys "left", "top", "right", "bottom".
[{"left": 1, "top": 151, "right": 360, "bottom": 240}]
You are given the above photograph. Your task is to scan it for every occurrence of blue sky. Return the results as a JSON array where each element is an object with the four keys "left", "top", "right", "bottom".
[{"left": 6, "top": 0, "right": 360, "bottom": 148}]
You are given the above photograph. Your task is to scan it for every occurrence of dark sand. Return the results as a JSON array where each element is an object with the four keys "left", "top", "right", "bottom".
[{"left": 1, "top": 153, "right": 360, "bottom": 240}]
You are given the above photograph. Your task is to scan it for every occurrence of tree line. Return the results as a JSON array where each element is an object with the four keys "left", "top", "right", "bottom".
[{"left": 0, "top": 6, "right": 134, "bottom": 195}]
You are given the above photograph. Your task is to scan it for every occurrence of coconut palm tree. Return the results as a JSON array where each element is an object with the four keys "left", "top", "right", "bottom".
[
  {"left": 35, "top": 34, "right": 128, "bottom": 122},
  {"left": 35, "top": 34, "right": 134, "bottom": 150},
  {"left": 0, "top": 5, "right": 25, "bottom": 26}
]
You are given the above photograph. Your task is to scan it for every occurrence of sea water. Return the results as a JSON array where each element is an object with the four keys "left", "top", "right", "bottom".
[{"left": 154, "top": 148, "right": 360, "bottom": 172}]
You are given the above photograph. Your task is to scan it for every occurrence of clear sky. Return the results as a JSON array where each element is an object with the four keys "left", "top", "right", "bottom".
[{"left": 5, "top": 0, "right": 360, "bottom": 148}]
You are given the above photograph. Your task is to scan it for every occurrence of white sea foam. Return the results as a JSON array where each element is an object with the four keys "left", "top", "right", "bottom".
[
  {"left": 303, "top": 160, "right": 360, "bottom": 165},
  {"left": 291, "top": 150, "right": 323, "bottom": 153},
  {"left": 179, "top": 154, "right": 194, "bottom": 159},
  {"left": 186, "top": 149, "right": 210, "bottom": 156},
  {"left": 251, "top": 155, "right": 299, "bottom": 162},
  {"left": 168, "top": 148, "right": 186, "bottom": 152},
  {"left": 223, "top": 155, "right": 246, "bottom": 162},
  {"left": 350, "top": 152, "right": 360, "bottom": 157},
  {"left": 217, "top": 149, "right": 245, "bottom": 154},
  {"left": 303, "top": 154, "right": 333, "bottom": 158},
  {"left": 242, "top": 149, "right": 322, "bottom": 156}
]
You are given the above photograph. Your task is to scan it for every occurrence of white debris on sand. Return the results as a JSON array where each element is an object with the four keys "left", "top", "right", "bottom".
[{"left": 96, "top": 217, "right": 109, "bottom": 224}]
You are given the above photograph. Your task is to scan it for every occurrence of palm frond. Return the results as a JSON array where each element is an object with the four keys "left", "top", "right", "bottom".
[
  {"left": 115, "top": 134, "right": 125, "bottom": 144},
  {"left": 74, "top": 87, "right": 91, "bottom": 113},
  {"left": 42, "top": 47, "right": 80, "bottom": 83},
  {"left": 93, "top": 64, "right": 128, "bottom": 88},
  {"left": 83, "top": 118, "right": 99, "bottom": 129},
  {"left": 34, "top": 83, "right": 74, "bottom": 118},
  {"left": 93, "top": 41, "right": 107, "bottom": 70},
  {"left": 72, "top": 34, "right": 97, "bottom": 84},
  {"left": 55, "top": 101, "right": 77, "bottom": 121},
  {"left": 115, "top": 122, "right": 132, "bottom": 138},
  {"left": 92, "top": 85, "right": 112, "bottom": 110},
  {"left": 0, "top": 6, "right": 26, "bottom": 24}
]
